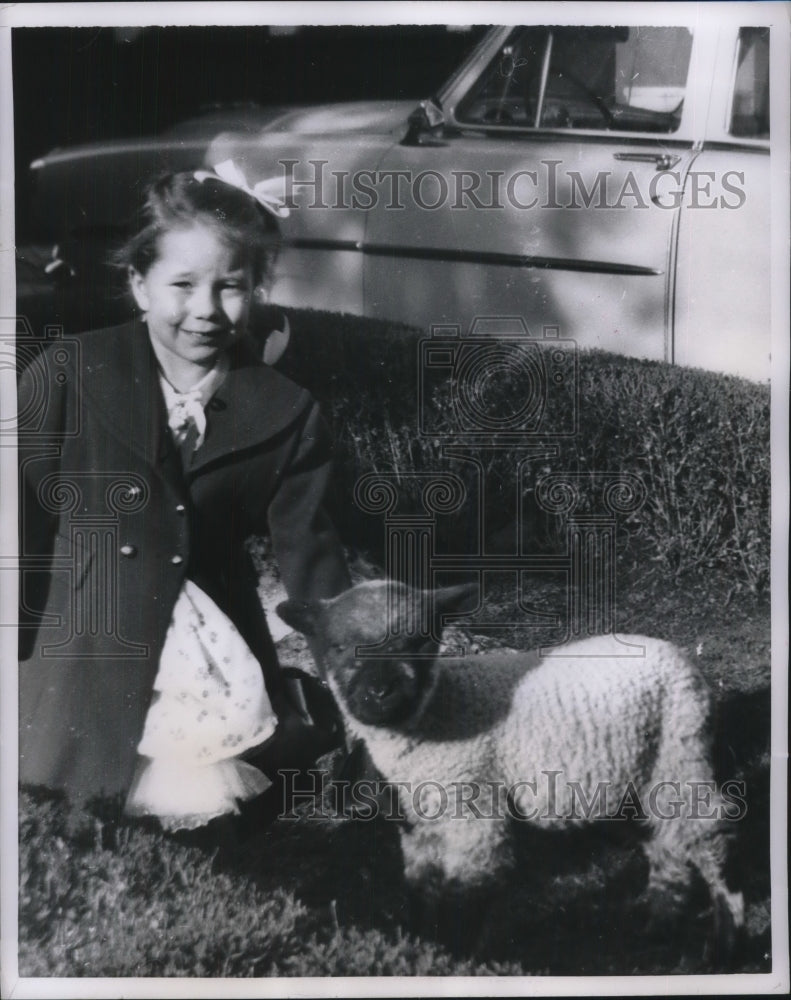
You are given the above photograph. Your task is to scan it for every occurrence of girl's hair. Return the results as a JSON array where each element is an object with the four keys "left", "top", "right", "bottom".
[{"left": 114, "top": 170, "right": 281, "bottom": 286}]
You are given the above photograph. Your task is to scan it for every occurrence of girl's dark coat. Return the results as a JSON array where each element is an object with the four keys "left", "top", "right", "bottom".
[{"left": 18, "top": 319, "right": 349, "bottom": 803}]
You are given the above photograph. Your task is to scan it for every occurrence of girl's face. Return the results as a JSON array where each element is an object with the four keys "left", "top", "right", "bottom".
[{"left": 129, "top": 222, "right": 253, "bottom": 385}]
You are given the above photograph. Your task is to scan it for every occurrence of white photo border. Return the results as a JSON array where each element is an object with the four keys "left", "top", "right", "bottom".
[{"left": 1, "top": 3, "right": 788, "bottom": 997}]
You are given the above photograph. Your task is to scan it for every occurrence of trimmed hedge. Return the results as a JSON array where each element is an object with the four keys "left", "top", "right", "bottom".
[{"left": 271, "top": 308, "right": 770, "bottom": 592}]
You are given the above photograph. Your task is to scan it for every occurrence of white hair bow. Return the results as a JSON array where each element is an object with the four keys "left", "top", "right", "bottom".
[{"left": 194, "top": 159, "right": 290, "bottom": 219}]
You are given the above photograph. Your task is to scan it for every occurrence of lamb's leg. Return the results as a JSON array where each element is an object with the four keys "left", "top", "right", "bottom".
[
  {"left": 406, "top": 880, "right": 441, "bottom": 942},
  {"left": 643, "top": 673, "right": 744, "bottom": 946},
  {"left": 642, "top": 813, "right": 744, "bottom": 959},
  {"left": 640, "top": 786, "right": 711, "bottom": 924},
  {"left": 405, "top": 879, "right": 500, "bottom": 957},
  {"left": 690, "top": 825, "right": 745, "bottom": 962},
  {"left": 641, "top": 825, "right": 694, "bottom": 919},
  {"left": 401, "top": 818, "right": 511, "bottom": 954}
]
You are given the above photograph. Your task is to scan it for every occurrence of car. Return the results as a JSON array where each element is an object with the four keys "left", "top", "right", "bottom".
[{"left": 23, "top": 20, "right": 772, "bottom": 380}]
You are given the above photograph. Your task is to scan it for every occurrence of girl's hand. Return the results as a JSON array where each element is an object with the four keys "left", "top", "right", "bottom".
[{"left": 240, "top": 699, "right": 342, "bottom": 780}]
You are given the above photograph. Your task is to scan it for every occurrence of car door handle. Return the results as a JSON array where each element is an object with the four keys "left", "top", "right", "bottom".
[{"left": 613, "top": 152, "right": 681, "bottom": 171}]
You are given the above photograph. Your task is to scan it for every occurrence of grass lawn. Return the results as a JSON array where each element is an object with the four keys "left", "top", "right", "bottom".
[
  {"left": 18, "top": 563, "right": 772, "bottom": 979},
  {"left": 14, "top": 309, "right": 774, "bottom": 980}
]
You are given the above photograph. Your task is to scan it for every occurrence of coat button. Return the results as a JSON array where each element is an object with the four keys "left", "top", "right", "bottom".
[
  {"left": 170, "top": 554, "right": 184, "bottom": 565},
  {"left": 175, "top": 504, "right": 186, "bottom": 514},
  {"left": 120, "top": 544, "right": 137, "bottom": 558}
]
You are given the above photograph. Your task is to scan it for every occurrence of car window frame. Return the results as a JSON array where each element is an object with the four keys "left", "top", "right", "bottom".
[
  {"left": 455, "top": 26, "right": 695, "bottom": 136},
  {"left": 716, "top": 25, "right": 771, "bottom": 147},
  {"left": 436, "top": 22, "right": 768, "bottom": 151}
]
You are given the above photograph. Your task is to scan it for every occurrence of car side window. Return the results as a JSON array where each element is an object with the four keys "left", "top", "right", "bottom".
[
  {"left": 729, "top": 27, "right": 770, "bottom": 138},
  {"left": 456, "top": 26, "right": 693, "bottom": 134}
]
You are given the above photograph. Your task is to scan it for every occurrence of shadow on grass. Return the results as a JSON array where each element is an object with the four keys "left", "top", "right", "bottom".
[
  {"left": 217, "top": 743, "right": 770, "bottom": 976},
  {"left": 16, "top": 564, "right": 772, "bottom": 978}
]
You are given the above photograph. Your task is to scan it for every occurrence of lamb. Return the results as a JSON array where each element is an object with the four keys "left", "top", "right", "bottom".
[{"left": 277, "top": 579, "right": 744, "bottom": 949}]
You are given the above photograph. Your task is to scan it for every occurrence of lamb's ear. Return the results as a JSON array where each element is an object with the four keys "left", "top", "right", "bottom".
[
  {"left": 276, "top": 599, "right": 322, "bottom": 637},
  {"left": 431, "top": 582, "right": 479, "bottom": 616}
]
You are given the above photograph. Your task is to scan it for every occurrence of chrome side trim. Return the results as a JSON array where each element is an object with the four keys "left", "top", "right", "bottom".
[{"left": 285, "top": 238, "right": 664, "bottom": 276}]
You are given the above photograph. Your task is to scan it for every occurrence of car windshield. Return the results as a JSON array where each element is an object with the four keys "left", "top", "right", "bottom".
[{"left": 456, "top": 26, "right": 693, "bottom": 133}]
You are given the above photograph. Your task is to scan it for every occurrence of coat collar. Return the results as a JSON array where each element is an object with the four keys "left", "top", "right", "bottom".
[{"left": 78, "top": 319, "right": 311, "bottom": 473}]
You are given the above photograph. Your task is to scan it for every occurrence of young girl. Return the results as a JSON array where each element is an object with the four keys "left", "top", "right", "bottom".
[{"left": 18, "top": 164, "right": 350, "bottom": 832}]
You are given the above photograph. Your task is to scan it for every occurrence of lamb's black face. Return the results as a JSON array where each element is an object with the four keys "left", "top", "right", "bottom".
[
  {"left": 277, "top": 580, "right": 477, "bottom": 728},
  {"left": 318, "top": 582, "right": 440, "bottom": 727},
  {"left": 342, "top": 657, "right": 428, "bottom": 725}
]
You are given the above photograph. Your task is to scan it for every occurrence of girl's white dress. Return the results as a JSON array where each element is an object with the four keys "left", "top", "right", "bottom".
[
  {"left": 125, "top": 360, "right": 277, "bottom": 831},
  {"left": 125, "top": 579, "right": 277, "bottom": 831}
]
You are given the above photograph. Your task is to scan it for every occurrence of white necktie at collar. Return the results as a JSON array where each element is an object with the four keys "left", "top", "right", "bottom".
[{"left": 159, "top": 355, "right": 229, "bottom": 452}]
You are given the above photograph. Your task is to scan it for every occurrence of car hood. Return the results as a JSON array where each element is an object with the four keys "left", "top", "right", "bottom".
[
  {"left": 30, "top": 105, "right": 289, "bottom": 169},
  {"left": 27, "top": 98, "right": 418, "bottom": 242},
  {"left": 29, "top": 98, "right": 415, "bottom": 176},
  {"left": 260, "top": 100, "right": 416, "bottom": 136}
]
